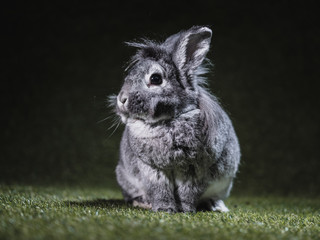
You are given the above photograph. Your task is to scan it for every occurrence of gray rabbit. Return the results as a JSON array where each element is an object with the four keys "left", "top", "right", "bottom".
[{"left": 111, "top": 26, "right": 240, "bottom": 213}]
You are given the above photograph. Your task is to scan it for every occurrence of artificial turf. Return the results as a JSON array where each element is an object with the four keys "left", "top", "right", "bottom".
[{"left": 0, "top": 184, "right": 319, "bottom": 240}]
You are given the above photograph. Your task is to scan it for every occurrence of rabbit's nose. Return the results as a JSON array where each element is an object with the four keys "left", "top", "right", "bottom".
[{"left": 118, "top": 91, "right": 128, "bottom": 105}]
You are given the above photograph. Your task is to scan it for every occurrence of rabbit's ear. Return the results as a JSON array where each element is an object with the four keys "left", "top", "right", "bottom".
[{"left": 171, "top": 26, "right": 212, "bottom": 74}]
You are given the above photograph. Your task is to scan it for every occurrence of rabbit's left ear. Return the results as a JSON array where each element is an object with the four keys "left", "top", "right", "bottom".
[{"left": 171, "top": 26, "right": 212, "bottom": 75}]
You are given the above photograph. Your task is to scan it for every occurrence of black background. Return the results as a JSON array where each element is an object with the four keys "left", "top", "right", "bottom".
[{"left": 1, "top": 1, "right": 319, "bottom": 195}]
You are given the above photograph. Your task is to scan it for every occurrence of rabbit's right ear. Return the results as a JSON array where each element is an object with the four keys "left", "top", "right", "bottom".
[{"left": 168, "top": 26, "right": 212, "bottom": 77}]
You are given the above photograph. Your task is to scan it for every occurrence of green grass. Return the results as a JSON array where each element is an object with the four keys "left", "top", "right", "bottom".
[{"left": 0, "top": 185, "right": 319, "bottom": 240}]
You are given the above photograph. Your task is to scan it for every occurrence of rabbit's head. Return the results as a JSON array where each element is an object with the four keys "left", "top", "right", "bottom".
[{"left": 116, "top": 26, "right": 212, "bottom": 124}]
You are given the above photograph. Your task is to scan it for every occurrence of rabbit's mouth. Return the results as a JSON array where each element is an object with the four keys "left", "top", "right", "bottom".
[{"left": 117, "top": 103, "right": 173, "bottom": 125}]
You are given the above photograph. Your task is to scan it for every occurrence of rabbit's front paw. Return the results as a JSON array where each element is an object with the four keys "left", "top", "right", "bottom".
[
  {"left": 154, "top": 207, "right": 177, "bottom": 214},
  {"left": 132, "top": 200, "right": 152, "bottom": 209},
  {"left": 153, "top": 203, "right": 177, "bottom": 213},
  {"left": 180, "top": 202, "right": 196, "bottom": 213}
]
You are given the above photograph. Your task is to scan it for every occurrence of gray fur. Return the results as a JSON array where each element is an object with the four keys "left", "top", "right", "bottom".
[{"left": 111, "top": 26, "right": 240, "bottom": 213}]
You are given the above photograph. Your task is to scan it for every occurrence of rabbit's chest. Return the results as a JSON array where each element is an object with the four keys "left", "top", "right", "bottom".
[
  {"left": 136, "top": 137, "right": 204, "bottom": 168},
  {"left": 127, "top": 120, "right": 208, "bottom": 168}
]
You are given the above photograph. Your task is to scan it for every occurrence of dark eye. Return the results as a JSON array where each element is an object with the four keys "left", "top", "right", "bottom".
[{"left": 150, "top": 73, "right": 163, "bottom": 85}]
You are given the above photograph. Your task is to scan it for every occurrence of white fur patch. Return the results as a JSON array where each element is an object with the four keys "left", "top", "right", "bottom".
[
  {"left": 211, "top": 200, "right": 229, "bottom": 212},
  {"left": 127, "top": 119, "right": 158, "bottom": 138},
  {"left": 127, "top": 116, "right": 173, "bottom": 137}
]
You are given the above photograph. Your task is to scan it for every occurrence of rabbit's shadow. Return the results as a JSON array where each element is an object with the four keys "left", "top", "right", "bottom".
[
  {"left": 65, "top": 199, "right": 128, "bottom": 209},
  {"left": 65, "top": 199, "right": 220, "bottom": 212}
]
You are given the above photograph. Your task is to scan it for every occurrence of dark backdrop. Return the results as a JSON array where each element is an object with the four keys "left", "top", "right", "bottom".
[{"left": 1, "top": 1, "right": 319, "bottom": 195}]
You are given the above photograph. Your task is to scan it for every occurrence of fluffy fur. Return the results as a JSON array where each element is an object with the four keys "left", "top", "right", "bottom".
[{"left": 111, "top": 26, "right": 240, "bottom": 213}]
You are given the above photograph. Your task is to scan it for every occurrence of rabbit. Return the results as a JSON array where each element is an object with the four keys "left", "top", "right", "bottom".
[{"left": 110, "top": 26, "right": 240, "bottom": 213}]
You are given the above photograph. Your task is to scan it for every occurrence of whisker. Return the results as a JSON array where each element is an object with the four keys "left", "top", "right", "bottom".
[
  {"left": 107, "top": 117, "right": 119, "bottom": 130},
  {"left": 108, "top": 118, "right": 121, "bottom": 137},
  {"left": 96, "top": 115, "right": 113, "bottom": 124}
]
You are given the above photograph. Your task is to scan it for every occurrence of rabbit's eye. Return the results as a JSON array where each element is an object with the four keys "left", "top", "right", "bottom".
[{"left": 150, "top": 73, "right": 163, "bottom": 85}]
